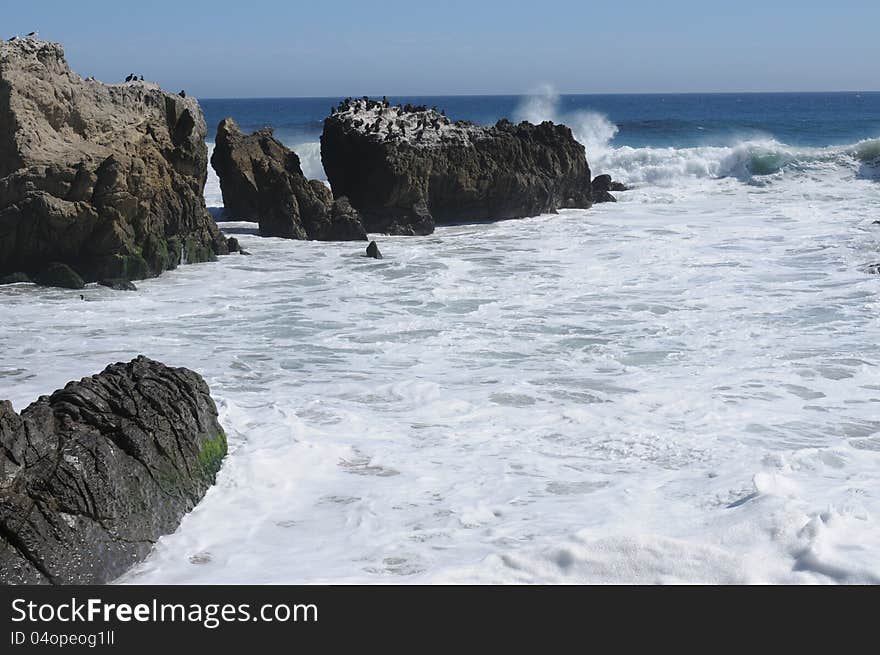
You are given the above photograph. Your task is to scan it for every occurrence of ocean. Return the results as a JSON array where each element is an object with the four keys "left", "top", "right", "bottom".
[{"left": 2, "top": 92, "right": 880, "bottom": 583}]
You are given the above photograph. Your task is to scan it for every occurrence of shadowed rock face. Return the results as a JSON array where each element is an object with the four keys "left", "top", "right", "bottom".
[
  {"left": 0, "top": 356, "right": 227, "bottom": 585},
  {"left": 320, "top": 98, "right": 594, "bottom": 235},
  {"left": 0, "top": 39, "right": 228, "bottom": 286},
  {"left": 210, "top": 119, "right": 367, "bottom": 241}
]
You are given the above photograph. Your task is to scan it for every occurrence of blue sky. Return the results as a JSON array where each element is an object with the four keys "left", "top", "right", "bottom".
[{"left": 5, "top": 1, "right": 879, "bottom": 97}]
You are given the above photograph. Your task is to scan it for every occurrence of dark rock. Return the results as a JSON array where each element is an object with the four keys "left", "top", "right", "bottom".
[
  {"left": 239, "top": 249, "right": 251, "bottom": 256},
  {"left": 321, "top": 100, "right": 594, "bottom": 235},
  {"left": 0, "top": 39, "right": 228, "bottom": 285},
  {"left": 366, "top": 241, "right": 382, "bottom": 259},
  {"left": 591, "top": 174, "right": 613, "bottom": 192},
  {"left": 33, "top": 262, "right": 85, "bottom": 289},
  {"left": 0, "top": 356, "right": 226, "bottom": 585},
  {"left": 610, "top": 181, "right": 629, "bottom": 192},
  {"left": 0, "top": 271, "right": 31, "bottom": 285},
  {"left": 210, "top": 119, "right": 367, "bottom": 241},
  {"left": 98, "top": 278, "right": 137, "bottom": 291},
  {"left": 226, "top": 236, "right": 241, "bottom": 252},
  {"left": 591, "top": 174, "right": 618, "bottom": 203}
]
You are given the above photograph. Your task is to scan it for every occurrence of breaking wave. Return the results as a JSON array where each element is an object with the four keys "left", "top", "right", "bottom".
[{"left": 513, "top": 86, "right": 880, "bottom": 186}]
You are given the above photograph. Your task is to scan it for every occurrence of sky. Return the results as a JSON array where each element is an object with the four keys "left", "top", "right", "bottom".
[{"left": 4, "top": 0, "right": 879, "bottom": 98}]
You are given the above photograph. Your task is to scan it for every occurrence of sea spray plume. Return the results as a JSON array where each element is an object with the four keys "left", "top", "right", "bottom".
[
  {"left": 294, "top": 141, "right": 327, "bottom": 181},
  {"left": 514, "top": 85, "right": 619, "bottom": 160}
]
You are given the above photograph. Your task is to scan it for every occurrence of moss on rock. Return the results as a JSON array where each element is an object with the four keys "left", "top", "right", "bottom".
[{"left": 198, "top": 428, "right": 227, "bottom": 481}]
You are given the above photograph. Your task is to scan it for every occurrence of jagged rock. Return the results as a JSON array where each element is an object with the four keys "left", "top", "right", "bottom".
[
  {"left": 0, "top": 39, "right": 228, "bottom": 288},
  {"left": 98, "top": 278, "right": 137, "bottom": 291},
  {"left": 0, "top": 272, "right": 31, "bottom": 285},
  {"left": 321, "top": 99, "right": 594, "bottom": 235},
  {"left": 226, "top": 236, "right": 241, "bottom": 253},
  {"left": 33, "top": 262, "right": 85, "bottom": 289},
  {"left": 366, "top": 240, "right": 382, "bottom": 259},
  {"left": 210, "top": 119, "right": 367, "bottom": 241},
  {"left": 591, "top": 174, "right": 617, "bottom": 203},
  {"left": 0, "top": 356, "right": 226, "bottom": 585}
]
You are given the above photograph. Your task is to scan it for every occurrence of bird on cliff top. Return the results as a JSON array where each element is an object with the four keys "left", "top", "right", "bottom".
[
  {"left": 8, "top": 36, "right": 18, "bottom": 42},
  {"left": 26, "top": 31, "right": 38, "bottom": 38}
]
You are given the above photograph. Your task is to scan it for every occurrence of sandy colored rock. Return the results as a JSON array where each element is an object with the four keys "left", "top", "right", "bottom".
[{"left": 0, "top": 39, "right": 228, "bottom": 285}]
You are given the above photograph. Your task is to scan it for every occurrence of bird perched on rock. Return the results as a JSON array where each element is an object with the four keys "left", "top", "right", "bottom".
[
  {"left": 26, "top": 31, "right": 38, "bottom": 38},
  {"left": 178, "top": 90, "right": 186, "bottom": 98},
  {"left": 8, "top": 36, "right": 18, "bottom": 42},
  {"left": 125, "top": 74, "right": 133, "bottom": 82}
]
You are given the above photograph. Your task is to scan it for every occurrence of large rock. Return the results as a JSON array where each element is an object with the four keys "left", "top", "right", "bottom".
[
  {"left": 210, "top": 119, "right": 367, "bottom": 241},
  {"left": 320, "top": 98, "right": 595, "bottom": 235},
  {"left": 0, "top": 356, "right": 227, "bottom": 584},
  {"left": 0, "top": 39, "right": 228, "bottom": 286}
]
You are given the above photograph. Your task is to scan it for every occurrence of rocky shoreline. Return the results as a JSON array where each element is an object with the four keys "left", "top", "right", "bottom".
[{"left": 0, "top": 38, "right": 626, "bottom": 585}]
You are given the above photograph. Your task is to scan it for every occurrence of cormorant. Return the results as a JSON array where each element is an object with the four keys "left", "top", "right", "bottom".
[
  {"left": 26, "top": 31, "right": 38, "bottom": 38},
  {"left": 179, "top": 90, "right": 186, "bottom": 98}
]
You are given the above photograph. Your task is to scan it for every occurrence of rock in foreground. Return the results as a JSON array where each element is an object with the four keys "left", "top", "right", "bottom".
[
  {"left": 211, "top": 119, "right": 367, "bottom": 241},
  {"left": 320, "top": 98, "right": 595, "bottom": 235},
  {"left": 0, "top": 39, "right": 228, "bottom": 287},
  {"left": 0, "top": 356, "right": 227, "bottom": 584}
]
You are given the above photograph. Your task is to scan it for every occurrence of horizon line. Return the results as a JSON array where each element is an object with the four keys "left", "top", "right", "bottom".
[{"left": 197, "top": 90, "right": 880, "bottom": 101}]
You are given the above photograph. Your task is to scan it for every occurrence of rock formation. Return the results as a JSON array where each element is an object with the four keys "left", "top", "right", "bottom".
[
  {"left": 210, "top": 119, "right": 367, "bottom": 241},
  {"left": 0, "top": 356, "right": 227, "bottom": 584},
  {"left": 366, "top": 240, "right": 382, "bottom": 259},
  {"left": 320, "top": 98, "right": 595, "bottom": 235},
  {"left": 0, "top": 39, "right": 228, "bottom": 287}
]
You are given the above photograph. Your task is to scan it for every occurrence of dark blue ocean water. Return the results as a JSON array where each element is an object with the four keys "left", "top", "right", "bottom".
[{"left": 200, "top": 93, "right": 880, "bottom": 149}]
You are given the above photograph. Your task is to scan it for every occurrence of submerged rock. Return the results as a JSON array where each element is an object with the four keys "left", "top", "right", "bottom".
[
  {"left": 33, "top": 262, "right": 85, "bottom": 289},
  {"left": 0, "top": 39, "right": 228, "bottom": 288},
  {"left": 366, "top": 241, "right": 382, "bottom": 259},
  {"left": 98, "top": 278, "right": 137, "bottom": 291},
  {"left": 321, "top": 99, "right": 595, "bottom": 235},
  {"left": 0, "top": 356, "right": 227, "bottom": 584},
  {"left": 210, "top": 119, "right": 367, "bottom": 241},
  {"left": 0, "top": 272, "right": 31, "bottom": 285}
]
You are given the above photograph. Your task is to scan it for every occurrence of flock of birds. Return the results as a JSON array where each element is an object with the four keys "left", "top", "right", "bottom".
[
  {"left": 7, "top": 31, "right": 39, "bottom": 41},
  {"left": 333, "top": 96, "right": 457, "bottom": 142},
  {"left": 6, "top": 33, "right": 188, "bottom": 97}
]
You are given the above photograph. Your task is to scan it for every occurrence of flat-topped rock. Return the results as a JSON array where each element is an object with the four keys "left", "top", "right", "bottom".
[
  {"left": 0, "top": 39, "right": 228, "bottom": 286},
  {"left": 320, "top": 97, "right": 594, "bottom": 235}
]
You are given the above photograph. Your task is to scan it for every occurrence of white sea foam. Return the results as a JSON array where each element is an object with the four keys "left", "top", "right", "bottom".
[{"left": 2, "top": 151, "right": 880, "bottom": 584}]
